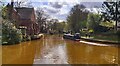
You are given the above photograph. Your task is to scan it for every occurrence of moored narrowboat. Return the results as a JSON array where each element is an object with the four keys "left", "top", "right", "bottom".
[{"left": 63, "top": 33, "right": 81, "bottom": 41}]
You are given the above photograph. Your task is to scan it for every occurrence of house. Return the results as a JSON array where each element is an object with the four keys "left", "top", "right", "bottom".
[
  {"left": 14, "top": 7, "right": 40, "bottom": 35},
  {"left": 6, "top": 2, "right": 40, "bottom": 37}
]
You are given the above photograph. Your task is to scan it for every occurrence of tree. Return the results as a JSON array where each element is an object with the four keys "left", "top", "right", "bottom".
[
  {"left": 36, "top": 8, "right": 49, "bottom": 33},
  {"left": 87, "top": 13, "right": 100, "bottom": 31},
  {"left": 87, "top": 13, "right": 109, "bottom": 33},
  {"left": 45, "top": 19, "right": 67, "bottom": 34},
  {"left": 67, "top": 4, "right": 89, "bottom": 33},
  {"left": 57, "top": 22, "right": 67, "bottom": 34},
  {"left": 51, "top": 19, "right": 59, "bottom": 30},
  {"left": 101, "top": 0, "right": 120, "bottom": 31}
]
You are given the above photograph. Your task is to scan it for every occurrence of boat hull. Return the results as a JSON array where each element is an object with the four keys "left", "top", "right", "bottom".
[{"left": 63, "top": 34, "right": 80, "bottom": 41}]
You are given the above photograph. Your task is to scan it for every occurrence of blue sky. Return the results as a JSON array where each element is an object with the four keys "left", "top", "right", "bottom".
[{"left": 1, "top": 0, "right": 105, "bottom": 21}]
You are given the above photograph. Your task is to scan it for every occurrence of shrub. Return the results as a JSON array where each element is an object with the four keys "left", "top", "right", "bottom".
[
  {"left": 117, "top": 30, "right": 120, "bottom": 35},
  {"left": 116, "top": 30, "right": 120, "bottom": 42},
  {"left": 2, "top": 20, "right": 22, "bottom": 45}
]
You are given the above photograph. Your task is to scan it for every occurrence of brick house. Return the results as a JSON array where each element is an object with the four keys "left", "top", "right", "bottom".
[{"left": 6, "top": 3, "right": 40, "bottom": 36}]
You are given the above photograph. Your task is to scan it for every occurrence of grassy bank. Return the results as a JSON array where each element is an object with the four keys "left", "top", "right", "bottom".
[
  {"left": 93, "top": 35, "right": 118, "bottom": 42},
  {"left": 81, "top": 31, "right": 119, "bottom": 43}
]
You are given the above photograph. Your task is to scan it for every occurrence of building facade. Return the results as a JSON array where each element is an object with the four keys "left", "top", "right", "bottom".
[{"left": 6, "top": 3, "right": 40, "bottom": 36}]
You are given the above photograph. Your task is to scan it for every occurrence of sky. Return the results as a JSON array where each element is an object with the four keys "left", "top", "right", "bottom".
[{"left": 1, "top": 0, "right": 105, "bottom": 21}]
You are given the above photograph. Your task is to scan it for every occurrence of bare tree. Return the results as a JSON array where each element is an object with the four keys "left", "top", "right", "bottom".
[{"left": 36, "top": 8, "right": 49, "bottom": 33}]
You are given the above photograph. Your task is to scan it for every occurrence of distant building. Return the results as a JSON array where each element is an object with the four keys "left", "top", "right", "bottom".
[{"left": 6, "top": 2, "right": 40, "bottom": 36}]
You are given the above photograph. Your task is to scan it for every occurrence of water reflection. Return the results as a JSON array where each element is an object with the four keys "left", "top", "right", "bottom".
[
  {"left": 2, "top": 35, "right": 119, "bottom": 64},
  {"left": 2, "top": 41, "right": 37, "bottom": 64},
  {"left": 66, "top": 40, "right": 118, "bottom": 64},
  {"left": 34, "top": 35, "right": 68, "bottom": 64}
]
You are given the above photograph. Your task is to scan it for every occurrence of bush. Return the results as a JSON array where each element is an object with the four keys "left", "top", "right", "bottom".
[
  {"left": 117, "top": 30, "right": 120, "bottom": 35},
  {"left": 22, "top": 35, "right": 31, "bottom": 41},
  {"left": 116, "top": 30, "right": 120, "bottom": 42},
  {"left": 2, "top": 20, "right": 22, "bottom": 45}
]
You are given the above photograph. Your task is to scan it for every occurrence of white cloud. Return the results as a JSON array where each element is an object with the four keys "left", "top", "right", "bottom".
[
  {"left": 4, "top": 0, "right": 105, "bottom": 21},
  {"left": 36, "top": 1, "right": 104, "bottom": 21},
  {"left": 2, "top": 0, "right": 106, "bottom": 2}
]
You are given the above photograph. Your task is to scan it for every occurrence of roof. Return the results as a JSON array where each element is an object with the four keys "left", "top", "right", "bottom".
[{"left": 15, "top": 7, "right": 34, "bottom": 20}]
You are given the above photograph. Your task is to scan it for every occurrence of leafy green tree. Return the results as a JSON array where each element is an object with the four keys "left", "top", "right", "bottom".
[
  {"left": 87, "top": 13, "right": 109, "bottom": 33},
  {"left": 87, "top": 13, "right": 101, "bottom": 31},
  {"left": 54, "top": 22, "right": 66, "bottom": 34},
  {"left": 67, "top": 4, "right": 88, "bottom": 33},
  {"left": 46, "top": 19, "right": 67, "bottom": 34}
]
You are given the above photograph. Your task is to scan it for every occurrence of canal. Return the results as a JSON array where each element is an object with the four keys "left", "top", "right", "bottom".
[{"left": 2, "top": 35, "right": 119, "bottom": 64}]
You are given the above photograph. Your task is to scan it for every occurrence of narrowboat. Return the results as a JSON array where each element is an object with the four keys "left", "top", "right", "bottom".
[{"left": 63, "top": 33, "right": 81, "bottom": 41}]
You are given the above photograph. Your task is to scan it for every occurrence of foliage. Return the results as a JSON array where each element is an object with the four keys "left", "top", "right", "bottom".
[
  {"left": 47, "top": 19, "right": 66, "bottom": 34},
  {"left": 50, "top": 19, "right": 59, "bottom": 31},
  {"left": 87, "top": 13, "right": 109, "bottom": 33},
  {"left": 2, "top": 20, "right": 22, "bottom": 44},
  {"left": 67, "top": 4, "right": 89, "bottom": 33},
  {"left": 117, "top": 31, "right": 120, "bottom": 42},
  {"left": 101, "top": 1, "right": 120, "bottom": 22},
  {"left": 1, "top": 5, "right": 7, "bottom": 19},
  {"left": 116, "top": 30, "right": 120, "bottom": 38},
  {"left": 101, "top": 1, "right": 120, "bottom": 31},
  {"left": 87, "top": 13, "right": 101, "bottom": 29},
  {"left": 100, "top": 21, "right": 114, "bottom": 28},
  {"left": 53, "top": 22, "right": 66, "bottom": 34}
]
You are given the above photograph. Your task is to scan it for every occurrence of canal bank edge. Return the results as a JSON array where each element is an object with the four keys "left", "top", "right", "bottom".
[
  {"left": 81, "top": 37, "right": 120, "bottom": 45},
  {"left": 2, "top": 34, "right": 44, "bottom": 45}
]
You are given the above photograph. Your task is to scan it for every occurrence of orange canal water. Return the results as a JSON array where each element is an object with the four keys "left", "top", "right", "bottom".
[{"left": 2, "top": 35, "right": 119, "bottom": 64}]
